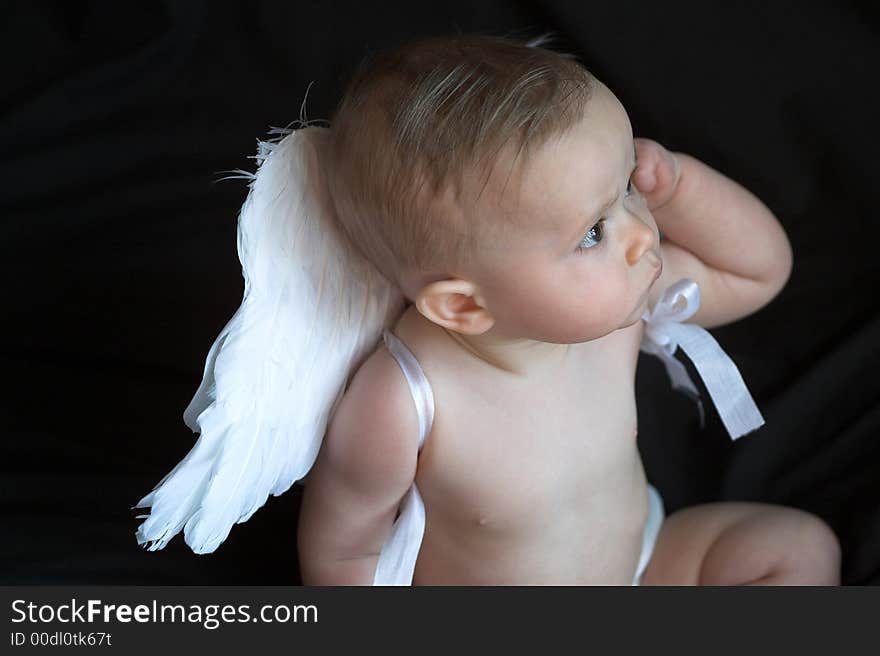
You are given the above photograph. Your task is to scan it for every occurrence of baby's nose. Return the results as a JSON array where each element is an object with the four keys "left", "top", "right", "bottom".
[{"left": 625, "top": 218, "right": 655, "bottom": 266}]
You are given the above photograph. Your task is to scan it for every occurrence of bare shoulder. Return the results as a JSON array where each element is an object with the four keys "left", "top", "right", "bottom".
[
  {"left": 297, "top": 343, "right": 421, "bottom": 571},
  {"left": 309, "top": 341, "right": 420, "bottom": 499}
]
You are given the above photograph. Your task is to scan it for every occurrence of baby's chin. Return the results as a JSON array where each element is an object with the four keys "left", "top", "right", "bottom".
[
  {"left": 605, "top": 295, "right": 652, "bottom": 333},
  {"left": 557, "top": 320, "right": 632, "bottom": 344}
]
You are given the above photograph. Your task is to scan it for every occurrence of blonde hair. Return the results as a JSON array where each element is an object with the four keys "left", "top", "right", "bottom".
[{"left": 325, "top": 33, "right": 594, "bottom": 297}]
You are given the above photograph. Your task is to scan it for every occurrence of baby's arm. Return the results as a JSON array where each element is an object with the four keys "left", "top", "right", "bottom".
[
  {"left": 297, "top": 348, "right": 419, "bottom": 585},
  {"left": 638, "top": 140, "right": 793, "bottom": 329}
]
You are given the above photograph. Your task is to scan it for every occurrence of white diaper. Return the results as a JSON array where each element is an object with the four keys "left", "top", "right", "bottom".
[{"left": 632, "top": 484, "right": 665, "bottom": 586}]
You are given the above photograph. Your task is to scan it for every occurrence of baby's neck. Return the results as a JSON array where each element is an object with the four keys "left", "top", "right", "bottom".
[{"left": 438, "top": 323, "right": 572, "bottom": 378}]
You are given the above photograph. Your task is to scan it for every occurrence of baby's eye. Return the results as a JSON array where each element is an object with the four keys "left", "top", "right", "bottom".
[
  {"left": 624, "top": 177, "right": 634, "bottom": 198},
  {"left": 577, "top": 218, "right": 605, "bottom": 251}
]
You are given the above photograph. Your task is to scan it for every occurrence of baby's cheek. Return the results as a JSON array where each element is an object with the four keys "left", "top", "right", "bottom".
[{"left": 555, "top": 294, "right": 607, "bottom": 339}]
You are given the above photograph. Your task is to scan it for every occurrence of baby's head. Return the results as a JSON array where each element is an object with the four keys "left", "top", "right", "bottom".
[{"left": 327, "top": 33, "right": 660, "bottom": 344}]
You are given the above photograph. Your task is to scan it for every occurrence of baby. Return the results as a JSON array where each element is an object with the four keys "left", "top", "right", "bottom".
[{"left": 297, "top": 33, "right": 841, "bottom": 585}]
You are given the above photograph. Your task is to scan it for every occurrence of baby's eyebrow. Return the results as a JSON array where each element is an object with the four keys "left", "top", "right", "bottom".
[
  {"left": 566, "top": 142, "right": 639, "bottom": 244},
  {"left": 594, "top": 143, "right": 637, "bottom": 209},
  {"left": 592, "top": 142, "right": 637, "bottom": 211}
]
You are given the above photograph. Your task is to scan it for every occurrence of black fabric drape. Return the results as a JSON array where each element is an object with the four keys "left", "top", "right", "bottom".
[{"left": 2, "top": 0, "right": 877, "bottom": 584}]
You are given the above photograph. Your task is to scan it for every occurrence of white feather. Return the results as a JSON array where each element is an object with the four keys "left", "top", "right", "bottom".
[{"left": 134, "top": 124, "right": 405, "bottom": 553}]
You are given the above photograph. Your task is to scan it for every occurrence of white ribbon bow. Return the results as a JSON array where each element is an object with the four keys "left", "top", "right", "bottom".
[{"left": 640, "top": 279, "right": 765, "bottom": 440}]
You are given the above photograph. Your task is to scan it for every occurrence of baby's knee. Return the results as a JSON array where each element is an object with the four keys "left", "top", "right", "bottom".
[
  {"left": 786, "top": 511, "right": 840, "bottom": 585},
  {"left": 702, "top": 506, "right": 841, "bottom": 586}
]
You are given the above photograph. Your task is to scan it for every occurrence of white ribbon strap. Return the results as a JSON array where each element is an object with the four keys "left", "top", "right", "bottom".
[
  {"left": 372, "top": 330, "right": 434, "bottom": 585},
  {"left": 640, "top": 279, "right": 765, "bottom": 440}
]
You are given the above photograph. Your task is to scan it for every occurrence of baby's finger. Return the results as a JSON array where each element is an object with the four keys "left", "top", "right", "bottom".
[
  {"left": 634, "top": 137, "right": 659, "bottom": 160},
  {"left": 652, "top": 150, "right": 681, "bottom": 193},
  {"left": 636, "top": 138, "right": 666, "bottom": 168},
  {"left": 633, "top": 162, "right": 658, "bottom": 192}
]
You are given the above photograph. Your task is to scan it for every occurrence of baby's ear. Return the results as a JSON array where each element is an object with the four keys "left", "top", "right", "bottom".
[{"left": 415, "top": 279, "right": 495, "bottom": 335}]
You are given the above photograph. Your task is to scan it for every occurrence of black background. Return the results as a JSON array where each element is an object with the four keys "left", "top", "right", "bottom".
[{"left": 2, "top": 1, "right": 878, "bottom": 585}]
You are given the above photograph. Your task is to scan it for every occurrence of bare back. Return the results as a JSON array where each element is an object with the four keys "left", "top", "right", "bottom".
[{"left": 383, "top": 303, "right": 651, "bottom": 585}]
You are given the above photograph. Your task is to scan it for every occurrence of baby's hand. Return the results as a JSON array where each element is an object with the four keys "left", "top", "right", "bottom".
[{"left": 633, "top": 138, "right": 681, "bottom": 210}]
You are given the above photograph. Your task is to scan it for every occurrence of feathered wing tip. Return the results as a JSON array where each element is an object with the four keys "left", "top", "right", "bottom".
[{"left": 134, "top": 122, "right": 405, "bottom": 553}]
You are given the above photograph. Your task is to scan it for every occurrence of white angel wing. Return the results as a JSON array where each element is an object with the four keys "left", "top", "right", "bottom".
[{"left": 134, "top": 124, "right": 405, "bottom": 553}]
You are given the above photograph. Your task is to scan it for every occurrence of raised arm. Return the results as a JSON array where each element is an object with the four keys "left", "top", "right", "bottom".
[
  {"left": 297, "top": 346, "right": 419, "bottom": 585},
  {"left": 639, "top": 140, "right": 793, "bottom": 329}
]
